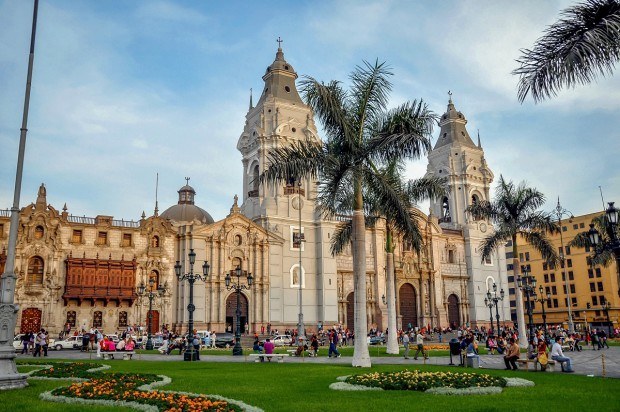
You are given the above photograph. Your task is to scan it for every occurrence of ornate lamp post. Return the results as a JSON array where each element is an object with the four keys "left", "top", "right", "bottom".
[
  {"left": 588, "top": 201, "right": 620, "bottom": 297},
  {"left": 225, "top": 265, "right": 253, "bottom": 356},
  {"left": 485, "top": 283, "right": 504, "bottom": 336},
  {"left": 602, "top": 302, "right": 612, "bottom": 337},
  {"left": 136, "top": 277, "right": 166, "bottom": 350},
  {"left": 517, "top": 266, "right": 537, "bottom": 341},
  {"left": 553, "top": 198, "right": 575, "bottom": 333},
  {"left": 535, "top": 285, "right": 552, "bottom": 337},
  {"left": 174, "top": 249, "right": 210, "bottom": 361}
]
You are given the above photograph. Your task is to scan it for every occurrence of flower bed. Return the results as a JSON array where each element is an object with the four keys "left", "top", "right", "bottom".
[
  {"left": 345, "top": 370, "right": 506, "bottom": 392},
  {"left": 26, "top": 363, "right": 253, "bottom": 412}
]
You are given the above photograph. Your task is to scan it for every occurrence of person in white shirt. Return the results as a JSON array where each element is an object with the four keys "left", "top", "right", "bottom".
[
  {"left": 413, "top": 332, "right": 428, "bottom": 360},
  {"left": 550, "top": 337, "right": 574, "bottom": 372},
  {"left": 403, "top": 332, "right": 410, "bottom": 359},
  {"left": 210, "top": 331, "right": 216, "bottom": 348}
]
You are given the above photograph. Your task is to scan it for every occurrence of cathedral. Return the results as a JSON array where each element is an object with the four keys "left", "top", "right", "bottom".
[{"left": 0, "top": 46, "right": 510, "bottom": 336}]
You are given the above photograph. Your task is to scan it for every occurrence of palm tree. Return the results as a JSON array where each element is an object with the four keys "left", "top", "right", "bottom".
[
  {"left": 328, "top": 161, "right": 446, "bottom": 354},
  {"left": 467, "top": 175, "right": 558, "bottom": 347},
  {"left": 514, "top": 0, "right": 620, "bottom": 103},
  {"left": 260, "top": 61, "right": 436, "bottom": 367}
]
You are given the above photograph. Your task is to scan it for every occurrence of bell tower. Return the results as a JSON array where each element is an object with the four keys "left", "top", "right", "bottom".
[
  {"left": 236, "top": 43, "right": 337, "bottom": 328},
  {"left": 426, "top": 94, "right": 509, "bottom": 327}
]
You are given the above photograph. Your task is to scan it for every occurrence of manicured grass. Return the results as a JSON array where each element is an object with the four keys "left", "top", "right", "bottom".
[{"left": 11, "top": 359, "right": 620, "bottom": 412}]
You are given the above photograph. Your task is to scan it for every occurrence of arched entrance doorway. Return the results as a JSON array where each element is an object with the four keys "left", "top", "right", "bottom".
[
  {"left": 447, "top": 294, "right": 460, "bottom": 328},
  {"left": 20, "top": 307, "right": 42, "bottom": 333},
  {"left": 147, "top": 310, "right": 160, "bottom": 333},
  {"left": 226, "top": 293, "right": 248, "bottom": 334},
  {"left": 399, "top": 283, "right": 417, "bottom": 330},
  {"left": 346, "top": 292, "right": 355, "bottom": 331}
]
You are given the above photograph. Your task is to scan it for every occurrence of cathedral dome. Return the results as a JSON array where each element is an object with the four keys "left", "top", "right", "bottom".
[{"left": 160, "top": 180, "right": 214, "bottom": 224}]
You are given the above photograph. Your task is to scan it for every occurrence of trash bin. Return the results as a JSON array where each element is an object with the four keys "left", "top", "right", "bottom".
[{"left": 448, "top": 338, "right": 461, "bottom": 365}]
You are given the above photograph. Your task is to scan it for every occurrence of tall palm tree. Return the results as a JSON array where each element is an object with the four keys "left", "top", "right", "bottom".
[
  {"left": 467, "top": 175, "right": 558, "bottom": 347},
  {"left": 514, "top": 0, "right": 620, "bottom": 103},
  {"left": 328, "top": 161, "right": 446, "bottom": 354},
  {"left": 260, "top": 61, "right": 436, "bottom": 367}
]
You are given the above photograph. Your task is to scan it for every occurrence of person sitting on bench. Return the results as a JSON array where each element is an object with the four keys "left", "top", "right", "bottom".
[
  {"left": 503, "top": 338, "right": 520, "bottom": 370},
  {"left": 551, "top": 336, "right": 574, "bottom": 372},
  {"left": 262, "top": 338, "right": 274, "bottom": 362}
]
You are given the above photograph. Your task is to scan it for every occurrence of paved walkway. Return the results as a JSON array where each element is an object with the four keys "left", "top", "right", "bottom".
[{"left": 16, "top": 347, "right": 620, "bottom": 378}]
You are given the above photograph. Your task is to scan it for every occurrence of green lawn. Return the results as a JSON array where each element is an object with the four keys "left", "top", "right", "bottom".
[{"left": 9, "top": 358, "right": 619, "bottom": 412}]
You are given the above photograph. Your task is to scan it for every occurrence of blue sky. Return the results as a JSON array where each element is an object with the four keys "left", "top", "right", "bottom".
[{"left": 1, "top": 0, "right": 618, "bottom": 222}]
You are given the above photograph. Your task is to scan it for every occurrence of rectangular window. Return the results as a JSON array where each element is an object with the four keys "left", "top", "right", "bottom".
[
  {"left": 542, "top": 262, "right": 548, "bottom": 271},
  {"left": 519, "top": 253, "right": 524, "bottom": 261},
  {"left": 595, "top": 268, "right": 602, "bottom": 278},
  {"left": 546, "top": 300, "right": 552, "bottom": 309},
  {"left": 525, "top": 252, "right": 530, "bottom": 261},
  {"left": 562, "top": 226, "right": 567, "bottom": 232},
  {"left": 597, "top": 282, "right": 604, "bottom": 291},
  {"left": 592, "top": 296, "right": 598, "bottom": 305},
  {"left": 290, "top": 226, "right": 305, "bottom": 251},
  {"left": 545, "top": 286, "right": 551, "bottom": 295},
  {"left": 553, "top": 299, "right": 559, "bottom": 308},
  {"left": 506, "top": 251, "right": 514, "bottom": 259},
  {"left": 568, "top": 271, "right": 574, "bottom": 280},
  {"left": 122, "top": 233, "right": 132, "bottom": 247},
  {"left": 590, "top": 283, "right": 596, "bottom": 292},
  {"left": 567, "top": 259, "right": 572, "bottom": 268},
  {"left": 484, "top": 255, "right": 492, "bottom": 265},
  {"left": 588, "top": 268, "right": 594, "bottom": 278},
  {"left": 579, "top": 222, "right": 585, "bottom": 228},
  {"left": 564, "top": 298, "right": 569, "bottom": 307},
  {"left": 506, "top": 240, "right": 513, "bottom": 247},
  {"left": 544, "top": 274, "right": 549, "bottom": 283},
  {"left": 572, "top": 224, "right": 578, "bottom": 230},
  {"left": 509, "top": 288, "right": 516, "bottom": 295},
  {"left": 585, "top": 244, "right": 591, "bottom": 252},
  {"left": 72, "top": 229, "right": 83, "bottom": 243},
  {"left": 562, "top": 272, "right": 566, "bottom": 281},
  {"left": 550, "top": 273, "right": 556, "bottom": 282},
  {"left": 507, "top": 263, "right": 514, "bottom": 271},
  {"left": 510, "top": 300, "right": 516, "bottom": 308},
  {"left": 570, "top": 284, "right": 575, "bottom": 294},
  {"left": 551, "top": 286, "right": 557, "bottom": 295},
  {"left": 562, "top": 285, "right": 567, "bottom": 294},
  {"left": 565, "top": 246, "right": 571, "bottom": 255},
  {"left": 595, "top": 310, "right": 601, "bottom": 317},
  {"left": 600, "top": 296, "right": 606, "bottom": 305},
  {"left": 558, "top": 246, "right": 563, "bottom": 255},
  {"left": 97, "top": 231, "right": 108, "bottom": 245},
  {"left": 571, "top": 297, "right": 577, "bottom": 306},
  {"left": 507, "top": 275, "right": 514, "bottom": 283}
]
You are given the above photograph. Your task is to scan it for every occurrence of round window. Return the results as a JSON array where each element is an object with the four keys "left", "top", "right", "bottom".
[
  {"left": 292, "top": 127, "right": 296, "bottom": 132},
  {"left": 285, "top": 86, "right": 291, "bottom": 93}
]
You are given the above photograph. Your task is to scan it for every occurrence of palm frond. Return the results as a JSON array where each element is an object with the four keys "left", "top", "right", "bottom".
[
  {"left": 365, "top": 100, "right": 435, "bottom": 163},
  {"left": 300, "top": 77, "right": 351, "bottom": 143},
  {"left": 480, "top": 229, "right": 512, "bottom": 262},
  {"left": 514, "top": 0, "right": 620, "bottom": 103},
  {"left": 260, "top": 139, "right": 324, "bottom": 186},
  {"left": 407, "top": 176, "right": 448, "bottom": 204},
  {"left": 522, "top": 230, "right": 559, "bottom": 264},
  {"left": 330, "top": 220, "right": 353, "bottom": 256},
  {"left": 350, "top": 60, "right": 393, "bottom": 140}
]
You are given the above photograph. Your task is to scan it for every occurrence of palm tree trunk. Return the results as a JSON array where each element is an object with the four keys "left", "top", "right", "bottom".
[
  {"left": 513, "top": 237, "right": 527, "bottom": 348},
  {"left": 352, "top": 177, "right": 371, "bottom": 367},
  {"left": 385, "top": 250, "right": 399, "bottom": 354}
]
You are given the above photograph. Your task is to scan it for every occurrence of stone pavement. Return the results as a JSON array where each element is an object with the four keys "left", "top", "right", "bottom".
[{"left": 15, "top": 346, "right": 620, "bottom": 378}]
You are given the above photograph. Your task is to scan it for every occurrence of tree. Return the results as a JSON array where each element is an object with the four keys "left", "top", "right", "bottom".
[
  {"left": 467, "top": 175, "right": 558, "bottom": 347},
  {"left": 260, "top": 61, "right": 436, "bottom": 367},
  {"left": 328, "top": 160, "right": 446, "bottom": 354},
  {"left": 514, "top": 0, "right": 620, "bottom": 103},
  {"left": 569, "top": 214, "right": 619, "bottom": 267}
]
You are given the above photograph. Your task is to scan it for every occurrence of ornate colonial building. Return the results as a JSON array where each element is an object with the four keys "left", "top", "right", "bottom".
[{"left": 0, "top": 46, "right": 510, "bottom": 336}]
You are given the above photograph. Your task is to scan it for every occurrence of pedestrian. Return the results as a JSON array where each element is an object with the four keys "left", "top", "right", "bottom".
[
  {"left": 328, "top": 330, "right": 341, "bottom": 358},
  {"left": 33, "top": 329, "right": 45, "bottom": 357},
  {"left": 403, "top": 331, "right": 410, "bottom": 359},
  {"left": 21, "top": 332, "right": 30, "bottom": 354},
  {"left": 413, "top": 331, "right": 427, "bottom": 360},
  {"left": 210, "top": 331, "right": 216, "bottom": 349}
]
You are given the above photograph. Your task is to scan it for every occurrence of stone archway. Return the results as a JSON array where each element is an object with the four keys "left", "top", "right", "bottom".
[
  {"left": 399, "top": 283, "right": 417, "bottom": 330},
  {"left": 20, "top": 307, "right": 42, "bottom": 333},
  {"left": 447, "top": 294, "right": 460, "bottom": 328},
  {"left": 226, "top": 293, "right": 248, "bottom": 334},
  {"left": 346, "top": 292, "right": 355, "bottom": 331}
]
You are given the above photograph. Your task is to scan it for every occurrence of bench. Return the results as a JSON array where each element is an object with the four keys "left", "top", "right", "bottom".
[
  {"left": 516, "top": 358, "right": 556, "bottom": 372},
  {"left": 248, "top": 353, "right": 288, "bottom": 363},
  {"left": 101, "top": 351, "right": 135, "bottom": 360}
]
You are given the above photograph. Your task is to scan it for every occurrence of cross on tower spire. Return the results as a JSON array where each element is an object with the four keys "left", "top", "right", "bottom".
[
  {"left": 276, "top": 36, "right": 283, "bottom": 49},
  {"left": 185, "top": 177, "right": 190, "bottom": 185},
  {"left": 448, "top": 90, "right": 453, "bottom": 103}
]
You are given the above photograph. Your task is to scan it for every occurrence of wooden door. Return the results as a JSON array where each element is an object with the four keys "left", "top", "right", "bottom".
[
  {"left": 20, "top": 307, "right": 42, "bottom": 333},
  {"left": 399, "top": 283, "right": 418, "bottom": 330}
]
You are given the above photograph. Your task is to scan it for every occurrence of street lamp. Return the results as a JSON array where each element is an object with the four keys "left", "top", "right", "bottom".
[
  {"left": 225, "top": 265, "right": 253, "bottom": 356},
  {"left": 175, "top": 249, "right": 210, "bottom": 361},
  {"left": 517, "top": 266, "right": 537, "bottom": 341},
  {"left": 535, "top": 285, "right": 552, "bottom": 338},
  {"left": 602, "top": 302, "right": 612, "bottom": 337},
  {"left": 588, "top": 201, "right": 620, "bottom": 297},
  {"left": 553, "top": 198, "right": 575, "bottom": 333},
  {"left": 136, "top": 277, "right": 166, "bottom": 350},
  {"left": 485, "top": 282, "right": 504, "bottom": 336}
]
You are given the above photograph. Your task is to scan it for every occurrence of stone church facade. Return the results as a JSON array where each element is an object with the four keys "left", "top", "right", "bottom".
[{"left": 0, "top": 47, "right": 510, "bottom": 336}]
